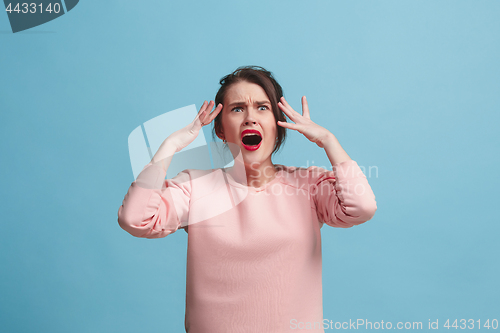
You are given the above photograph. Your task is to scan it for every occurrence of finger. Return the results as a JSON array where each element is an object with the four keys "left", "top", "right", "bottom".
[
  {"left": 198, "top": 101, "right": 214, "bottom": 127},
  {"left": 206, "top": 103, "right": 223, "bottom": 123},
  {"left": 280, "top": 96, "right": 301, "bottom": 118},
  {"left": 199, "top": 101, "right": 215, "bottom": 125},
  {"left": 277, "top": 120, "right": 299, "bottom": 131},
  {"left": 280, "top": 96, "right": 291, "bottom": 107},
  {"left": 302, "top": 96, "right": 310, "bottom": 119},
  {"left": 198, "top": 101, "right": 208, "bottom": 115},
  {"left": 278, "top": 101, "right": 297, "bottom": 122},
  {"left": 194, "top": 101, "right": 208, "bottom": 122}
]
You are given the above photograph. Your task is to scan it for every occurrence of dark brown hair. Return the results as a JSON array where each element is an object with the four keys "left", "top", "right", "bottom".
[{"left": 212, "top": 66, "right": 287, "bottom": 155}]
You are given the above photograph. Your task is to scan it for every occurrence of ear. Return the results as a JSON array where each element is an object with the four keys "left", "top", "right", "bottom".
[
  {"left": 215, "top": 126, "right": 225, "bottom": 141},
  {"left": 216, "top": 132, "right": 225, "bottom": 141}
]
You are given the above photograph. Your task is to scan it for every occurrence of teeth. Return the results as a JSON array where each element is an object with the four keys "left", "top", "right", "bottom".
[{"left": 243, "top": 133, "right": 261, "bottom": 137}]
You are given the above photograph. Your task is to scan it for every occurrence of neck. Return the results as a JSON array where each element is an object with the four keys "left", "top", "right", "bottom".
[
  {"left": 226, "top": 153, "right": 277, "bottom": 188},
  {"left": 244, "top": 159, "right": 277, "bottom": 188}
]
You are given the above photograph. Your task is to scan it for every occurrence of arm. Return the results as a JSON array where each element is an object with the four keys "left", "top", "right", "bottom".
[
  {"left": 321, "top": 133, "right": 351, "bottom": 166},
  {"left": 277, "top": 96, "right": 377, "bottom": 226},
  {"left": 117, "top": 101, "right": 222, "bottom": 237},
  {"left": 313, "top": 160, "right": 377, "bottom": 228},
  {"left": 151, "top": 100, "right": 223, "bottom": 173},
  {"left": 117, "top": 162, "right": 184, "bottom": 238},
  {"left": 321, "top": 133, "right": 377, "bottom": 225}
]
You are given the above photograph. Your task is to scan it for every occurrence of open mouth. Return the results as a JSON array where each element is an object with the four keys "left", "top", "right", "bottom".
[{"left": 241, "top": 129, "right": 262, "bottom": 151}]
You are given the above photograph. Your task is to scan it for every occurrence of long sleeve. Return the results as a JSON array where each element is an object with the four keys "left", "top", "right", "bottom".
[
  {"left": 117, "top": 162, "right": 191, "bottom": 239},
  {"left": 312, "top": 160, "right": 377, "bottom": 228}
]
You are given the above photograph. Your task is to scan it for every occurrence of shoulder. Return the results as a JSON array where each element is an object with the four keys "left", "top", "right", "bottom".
[
  {"left": 167, "top": 168, "right": 228, "bottom": 196},
  {"left": 172, "top": 168, "right": 215, "bottom": 178},
  {"left": 169, "top": 168, "right": 223, "bottom": 181}
]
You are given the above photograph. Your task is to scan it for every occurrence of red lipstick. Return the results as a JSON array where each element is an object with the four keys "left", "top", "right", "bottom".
[{"left": 241, "top": 129, "right": 262, "bottom": 151}]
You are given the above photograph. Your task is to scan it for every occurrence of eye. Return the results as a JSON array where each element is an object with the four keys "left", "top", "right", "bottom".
[
  {"left": 231, "top": 107, "right": 243, "bottom": 112},
  {"left": 258, "top": 105, "right": 269, "bottom": 111}
]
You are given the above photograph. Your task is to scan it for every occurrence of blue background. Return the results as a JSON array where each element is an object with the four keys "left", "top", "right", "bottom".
[{"left": 1, "top": 1, "right": 499, "bottom": 332}]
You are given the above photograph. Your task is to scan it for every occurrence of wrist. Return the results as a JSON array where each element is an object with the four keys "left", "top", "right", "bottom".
[
  {"left": 151, "top": 139, "right": 176, "bottom": 164},
  {"left": 321, "top": 133, "right": 352, "bottom": 165},
  {"left": 319, "top": 132, "right": 338, "bottom": 148}
]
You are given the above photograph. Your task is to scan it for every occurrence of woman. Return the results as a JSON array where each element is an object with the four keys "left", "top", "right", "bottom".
[{"left": 118, "top": 66, "right": 377, "bottom": 332}]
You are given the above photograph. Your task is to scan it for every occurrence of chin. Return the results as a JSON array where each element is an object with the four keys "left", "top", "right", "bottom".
[{"left": 241, "top": 150, "right": 271, "bottom": 166}]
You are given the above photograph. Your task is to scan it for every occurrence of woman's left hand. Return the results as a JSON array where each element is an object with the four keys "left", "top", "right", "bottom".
[{"left": 277, "top": 96, "right": 333, "bottom": 148}]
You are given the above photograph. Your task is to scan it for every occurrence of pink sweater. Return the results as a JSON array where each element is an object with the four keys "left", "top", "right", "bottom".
[{"left": 118, "top": 160, "right": 377, "bottom": 332}]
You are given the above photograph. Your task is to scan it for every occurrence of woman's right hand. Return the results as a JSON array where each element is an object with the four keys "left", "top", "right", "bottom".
[
  {"left": 150, "top": 101, "right": 223, "bottom": 170},
  {"left": 166, "top": 100, "right": 223, "bottom": 153}
]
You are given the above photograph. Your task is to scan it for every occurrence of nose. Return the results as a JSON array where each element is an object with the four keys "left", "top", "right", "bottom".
[{"left": 244, "top": 108, "right": 258, "bottom": 126}]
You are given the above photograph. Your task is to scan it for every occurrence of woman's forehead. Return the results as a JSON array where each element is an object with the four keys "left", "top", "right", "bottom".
[{"left": 225, "top": 81, "right": 270, "bottom": 103}]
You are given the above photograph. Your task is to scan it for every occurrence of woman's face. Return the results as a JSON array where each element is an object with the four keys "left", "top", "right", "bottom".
[{"left": 219, "top": 80, "right": 277, "bottom": 167}]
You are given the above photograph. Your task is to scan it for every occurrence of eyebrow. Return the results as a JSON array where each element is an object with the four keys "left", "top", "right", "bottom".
[{"left": 227, "top": 101, "right": 271, "bottom": 108}]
